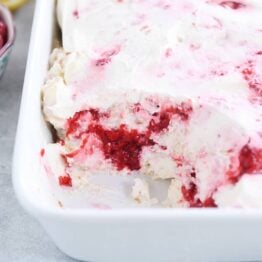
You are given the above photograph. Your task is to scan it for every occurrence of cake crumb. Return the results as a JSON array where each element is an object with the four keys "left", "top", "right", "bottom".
[
  {"left": 58, "top": 200, "right": 64, "bottom": 208},
  {"left": 163, "top": 179, "right": 186, "bottom": 207},
  {"left": 131, "top": 178, "right": 158, "bottom": 206}
]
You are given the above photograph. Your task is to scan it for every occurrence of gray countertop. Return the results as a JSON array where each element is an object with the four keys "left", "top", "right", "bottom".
[{"left": 0, "top": 2, "right": 76, "bottom": 261}]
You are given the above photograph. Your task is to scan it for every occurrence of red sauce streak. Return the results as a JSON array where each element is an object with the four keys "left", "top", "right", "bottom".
[
  {"left": 182, "top": 182, "right": 197, "bottom": 204},
  {"left": 242, "top": 67, "right": 253, "bottom": 81},
  {"left": 180, "top": 172, "right": 217, "bottom": 208},
  {"left": 132, "top": 103, "right": 142, "bottom": 113},
  {"left": 66, "top": 109, "right": 100, "bottom": 136},
  {"left": 95, "top": 48, "right": 120, "bottom": 67},
  {"left": 239, "top": 145, "right": 262, "bottom": 175},
  {"left": 181, "top": 182, "right": 217, "bottom": 208},
  {"left": 220, "top": 1, "right": 245, "bottom": 9},
  {"left": 96, "top": 57, "right": 112, "bottom": 67},
  {"left": 148, "top": 103, "right": 193, "bottom": 133},
  {"left": 59, "top": 175, "right": 72, "bottom": 187},
  {"left": 73, "top": 10, "right": 80, "bottom": 19},
  {"left": 40, "top": 148, "right": 45, "bottom": 157},
  {"left": 228, "top": 145, "right": 262, "bottom": 183},
  {"left": 165, "top": 48, "right": 173, "bottom": 58},
  {"left": 149, "top": 111, "right": 171, "bottom": 133},
  {"left": 241, "top": 63, "right": 262, "bottom": 96}
]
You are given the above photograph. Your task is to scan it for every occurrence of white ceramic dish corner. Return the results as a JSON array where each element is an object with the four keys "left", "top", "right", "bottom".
[{"left": 12, "top": 0, "right": 262, "bottom": 261}]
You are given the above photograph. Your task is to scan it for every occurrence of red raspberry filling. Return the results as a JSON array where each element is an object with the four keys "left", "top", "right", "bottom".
[
  {"left": 181, "top": 172, "right": 217, "bottom": 208},
  {"left": 64, "top": 104, "right": 262, "bottom": 207},
  {"left": 240, "top": 61, "right": 262, "bottom": 96},
  {"left": 228, "top": 145, "right": 262, "bottom": 183},
  {"left": 65, "top": 101, "right": 193, "bottom": 171},
  {"left": 181, "top": 183, "right": 217, "bottom": 208},
  {"left": 66, "top": 109, "right": 100, "bottom": 136},
  {"left": 89, "top": 124, "right": 155, "bottom": 170},
  {"left": 220, "top": 1, "right": 245, "bottom": 9},
  {"left": 40, "top": 148, "right": 45, "bottom": 157},
  {"left": 148, "top": 103, "right": 193, "bottom": 133},
  {"left": 58, "top": 175, "right": 72, "bottom": 187},
  {"left": 238, "top": 145, "right": 262, "bottom": 175}
]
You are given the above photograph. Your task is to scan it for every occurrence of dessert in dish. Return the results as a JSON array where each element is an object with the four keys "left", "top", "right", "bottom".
[{"left": 41, "top": 0, "right": 262, "bottom": 208}]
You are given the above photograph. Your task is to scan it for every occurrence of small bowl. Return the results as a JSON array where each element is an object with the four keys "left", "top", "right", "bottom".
[{"left": 0, "top": 4, "right": 15, "bottom": 79}]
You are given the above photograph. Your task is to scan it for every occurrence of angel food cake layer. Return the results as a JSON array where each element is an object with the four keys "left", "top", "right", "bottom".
[{"left": 41, "top": 0, "right": 262, "bottom": 208}]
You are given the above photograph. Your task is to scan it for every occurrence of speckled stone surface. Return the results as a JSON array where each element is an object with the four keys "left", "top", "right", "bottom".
[{"left": 0, "top": 2, "right": 77, "bottom": 261}]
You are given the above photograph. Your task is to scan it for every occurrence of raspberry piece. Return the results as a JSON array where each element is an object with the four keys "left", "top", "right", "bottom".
[{"left": 59, "top": 175, "right": 72, "bottom": 187}]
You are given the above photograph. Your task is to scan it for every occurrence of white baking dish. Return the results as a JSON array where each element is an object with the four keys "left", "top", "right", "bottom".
[{"left": 12, "top": 0, "right": 262, "bottom": 261}]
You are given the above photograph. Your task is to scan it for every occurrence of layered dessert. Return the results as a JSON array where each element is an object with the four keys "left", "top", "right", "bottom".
[{"left": 41, "top": 0, "right": 262, "bottom": 208}]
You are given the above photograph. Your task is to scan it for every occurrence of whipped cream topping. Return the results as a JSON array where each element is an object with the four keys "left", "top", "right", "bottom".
[
  {"left": 55, "top": 0, "right": 262, "bottom": 130},
  {"left": 41, "top": 0, "right": 262, "bottom": 208}
]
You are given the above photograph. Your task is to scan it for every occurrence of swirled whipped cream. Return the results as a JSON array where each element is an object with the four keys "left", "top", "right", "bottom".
[{"left": 41, "top": 0, "right": 262, "bottom": 208}]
